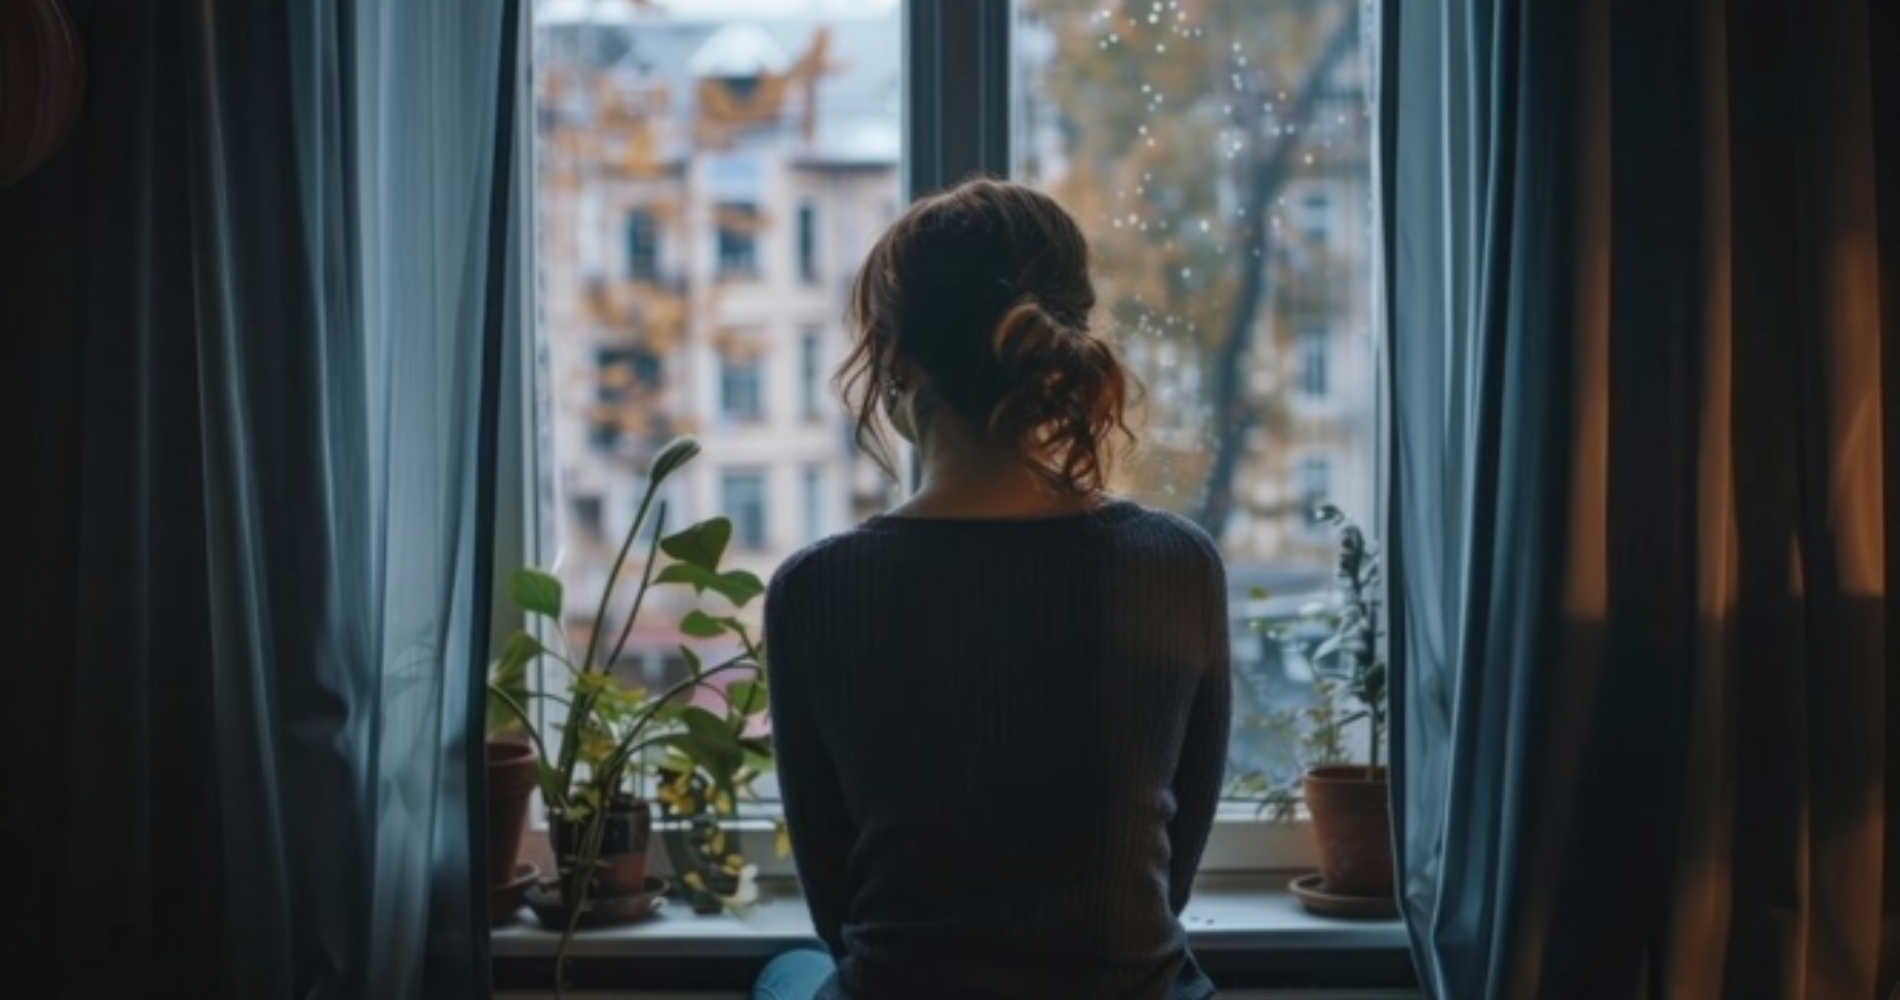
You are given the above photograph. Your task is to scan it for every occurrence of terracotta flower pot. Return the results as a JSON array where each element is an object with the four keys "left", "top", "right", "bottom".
[
  {"left": 549, "top": 800, "right": 653, "bottom": 903},
  {"left": 486, "top": 741, "right": 540, "bottom": 888},
  {"left": 1302, "top": 764, "right": 1394, "bottom": 898}
]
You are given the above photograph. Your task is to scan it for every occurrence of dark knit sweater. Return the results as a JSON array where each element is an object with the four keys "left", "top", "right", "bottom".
[{"left": 764, "top": 500, "right": 1231, "bottom": 1000}]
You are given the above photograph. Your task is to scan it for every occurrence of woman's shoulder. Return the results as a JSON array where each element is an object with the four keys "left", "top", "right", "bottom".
[
  {"left": 1109, "top": 502, "right": 1226, "bottom": 571},
  {"left": 765, "top": 525, "right": 884, "bottom": 600}
]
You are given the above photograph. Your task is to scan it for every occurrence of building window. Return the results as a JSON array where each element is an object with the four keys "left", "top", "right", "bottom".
[
  {"left": 1297, "top": 324, "right": 1329, "bottom": 398},
  {"left": 797, "top": 201, "right": 818, "bottom": 284},
  {"left": 799, "top": 329, "right": 822, "bottom": 421},
  {"left": 1297, "top": 456, "right": 1333, "bottom": 520},
  {"left": 591, "top": 346, "right": 660, "bottom": 450},
  {"left": 721, "top": 469, "right": 768, "bottom": 550},
  {"left": 625, "top": 208, "right": 659, "bottom": 281},
  {"left": 715, "top": 201, "right": 759, "bottom": 278},
  {"left": 802, "top": 464, "right": 824, "bottom": 542},
  {"left": 1300, "top": 190, "right": 1333, "bottom": 245},
  {"left": 719, "top": 353, "right": 763, "bottom": 422},
  {"left": 571, "top": 494, "right": 604, "bottom": 541}
]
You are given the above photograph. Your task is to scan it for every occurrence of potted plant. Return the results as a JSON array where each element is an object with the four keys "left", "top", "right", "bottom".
[
  {"left": 485, "top": 652, "right": 540, "bottom": 923},
  {"left": 1293, "top": 503, "right": 1392, "bottom": 914},
  {"left": 485, "top": 437, "right": 773, "bottom": 988}
]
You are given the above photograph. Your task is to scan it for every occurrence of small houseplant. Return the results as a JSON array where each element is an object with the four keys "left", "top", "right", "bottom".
[
  {"left": 486, "top": 437, "right": 773, "bottom": 989},
  {"left": 485, "top": 654, "right": 541, "bottom": 922},
  {"left": 1296, "top": 503, "right": 1392, "bottom": 907}
]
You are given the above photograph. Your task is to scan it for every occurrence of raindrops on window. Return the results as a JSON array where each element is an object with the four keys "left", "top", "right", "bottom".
[{"left": 1014, "top": 0, "right": 1377, "bottom": 785}]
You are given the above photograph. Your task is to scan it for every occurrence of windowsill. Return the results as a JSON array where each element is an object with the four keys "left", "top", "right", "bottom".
[{"left": 490, "top": 871, "right": 1408, "bottom": 959}]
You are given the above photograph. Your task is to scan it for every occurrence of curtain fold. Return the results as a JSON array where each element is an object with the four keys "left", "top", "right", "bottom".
[
  {"left": 1382, "top": 0, "right": 1896, "bottom": 996},
  {"left": 3, "top": 1, "right": 521, "bottom": 996}
]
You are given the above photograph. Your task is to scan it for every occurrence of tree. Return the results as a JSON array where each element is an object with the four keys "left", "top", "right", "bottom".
[{"left": 1019, "top": 0, "right": 1365, "bottom": 542}]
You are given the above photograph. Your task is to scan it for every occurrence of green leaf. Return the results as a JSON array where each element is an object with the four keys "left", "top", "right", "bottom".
[
  {"left": 656, "top": 562, "right": 719, "bottom": 593},
  {"left": 510, "top": 568, "right": 563, "bottom": 619},
  {"left": 664, "top": 707, "right": 745, "bottom": 779},
  {"left": 491, "top": 630, "right": 542, "bottom": 684},
  {"left": 680, "top": 645, "right": 703, "bottom": 678},
  {"left": 1247, "top": 585, "right": 1270, "bottom": 601},
  {"left": 648, "top": 437, "right": 702, "bottom": 484},
  {"left": 726, "top": 680, "right": 768, "bottom": 716},
  {"left": 486, "top": 630, "right": 541, "bottom": 734},
  {"left": 661, "top": 518, "right": 732, "bottom": 571},
  {"left": 536, "top": 757, "right": 566, "bottom": 807},
  {"left": 712, "top": 570, "right": 765, "bottom": 607},
  {"left": 679, "top": 610, "right": 727, "bottom": 638}
]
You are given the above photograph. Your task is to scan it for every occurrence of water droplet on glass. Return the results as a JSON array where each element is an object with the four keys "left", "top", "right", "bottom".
[
  {"left": 1109, "top": 32, "right": 1120, "bottom": 43},
  {"left": 1137, "top": 124, "right": 1148, "bottom": 135},
  {"left": 1147, "top": 12, "right": 1159, "bottom": 23},
  {"left": 1198, "top": 218, "right": 1211, "bottom": 232},
  {"left": 1302, "top": 152, "right": 1314, "bottom": 165},
  {"left": 1155, "top": 42, "right": 1167, "bottom": 53},
  {"left": 1222, "top": 103, "right": 1233, "bottom": 114},
  {"left": 1232, "top": 41, "right": 1243, "bottom": 52},
  {"left": 1179, "top": 267, "right": 1193, "bottom": 280}
]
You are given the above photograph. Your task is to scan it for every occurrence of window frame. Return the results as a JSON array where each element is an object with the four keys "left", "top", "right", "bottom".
[{"left": 507, "top": 0, "right": 1372, "bottom": 879}]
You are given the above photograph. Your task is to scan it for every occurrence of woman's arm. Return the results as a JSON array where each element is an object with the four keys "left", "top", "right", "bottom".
[
  {"left": 1165, "top": 547, "right": 1232, "bottom": 915},
  {"left": 765, "top": 562, "right": 856, "bottom": 955}
]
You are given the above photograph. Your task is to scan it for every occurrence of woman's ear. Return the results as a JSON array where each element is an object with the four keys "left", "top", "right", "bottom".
[{"left": 883, "top": 360, "right": 920, "bottom": 442}]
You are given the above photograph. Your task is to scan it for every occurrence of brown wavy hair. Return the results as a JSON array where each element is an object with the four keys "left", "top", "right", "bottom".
[{"left": 835, "top": 178, "right": 1132, "bottom": 494}]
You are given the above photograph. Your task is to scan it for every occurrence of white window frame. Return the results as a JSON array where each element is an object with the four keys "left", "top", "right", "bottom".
[{"left": 504, "top": 0, "right": 1378, "bottom": 880}]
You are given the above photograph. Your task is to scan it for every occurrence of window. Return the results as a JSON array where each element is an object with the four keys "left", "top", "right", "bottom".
[
  {"left": 591, "top": 346, "right": 660, "bottom": 451},
  {"left": 719, "top": 353, "right": 764, "bottom": 423},
  {"left": 799, "top": 328, "right": 823, "bottom": 421},
  {"left": 715, "top": 201, "right": 760, "bottom": 278},
  {"left": 1299, "top": 190, "right": 1333, "bottom": 245},
  {"left": 721, "top": 469, "right": 769, "bottom": 551},
  {"left": 529, "top": 2, "right": 900, "bottom": 776},
  {"left": 1297, "top": 323, "right": 1329, "bottom": 397},
  {"left": 1296, "top": 455, "right": 1333, "bottom": 513},
  {"left": 1015, "top": 1, "right": 1375, "bottom": 809},
  {"left": 802, "top": 463, "right": 825, "bottom": 543},
  {"left": 571, "top": 494, "right": 604, "bottom": 542},
  {"left": 797, "top": 201, "right": 819, "bottom": 284},
  {"left": 530, "top": 0, "right": 1369, "bottom": 873},
  {"left": 625, "top": 208, "right": 659, "bottom": 281}
]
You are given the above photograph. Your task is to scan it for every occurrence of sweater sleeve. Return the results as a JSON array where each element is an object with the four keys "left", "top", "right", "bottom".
[
  {"left": 764, "top": 560, "right": 856, "bottom": 955},
  {"left": 1165, "top": 543, "right": 1231, "bottom": 915}
]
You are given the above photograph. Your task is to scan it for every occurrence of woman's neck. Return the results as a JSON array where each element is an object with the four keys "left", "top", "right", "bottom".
[{"left": 888, "top": 421, "right": 1103, "bottom": 520}]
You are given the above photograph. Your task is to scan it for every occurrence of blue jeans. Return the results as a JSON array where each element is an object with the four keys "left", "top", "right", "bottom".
[{"left": 752, "top": 946, "right": 836, "bottom": 1000}]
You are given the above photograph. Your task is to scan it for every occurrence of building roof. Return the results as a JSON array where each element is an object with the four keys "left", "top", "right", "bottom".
[
  {"left": 687, "top": 23, "right": 790, "bottom": 77},
  {"left": 536, "top": 8, "right": 901, "bottom": 166}
]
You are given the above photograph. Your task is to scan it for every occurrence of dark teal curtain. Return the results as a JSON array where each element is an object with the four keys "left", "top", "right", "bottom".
[
  {"left": 2, "top": 1, "right": 521, "bottom": 996},
  {"left": 1382, "top": 0, "right": 1897, "bottom": 997}
]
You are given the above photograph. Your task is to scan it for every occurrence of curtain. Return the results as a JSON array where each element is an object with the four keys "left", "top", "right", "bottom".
[
  {"left": 1382, "top": 0, "right": 1897, "bottom": 997},
  {"left": 2, "top": 1, "right": 521, "bottom": 996}
]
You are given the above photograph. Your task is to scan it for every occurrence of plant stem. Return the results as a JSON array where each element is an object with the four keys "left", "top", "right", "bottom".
[
  {"left": 561, "top": 477, "right": 666, "bottom": 784},
  {"left": 602, "top": 501, "right": 668, "bottom": 678}
]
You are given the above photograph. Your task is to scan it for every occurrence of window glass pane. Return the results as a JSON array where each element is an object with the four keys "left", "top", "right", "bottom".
[
  {"left": 720, "top": 349, "right": 765, "bottom": 422},
  {"left": 721, "top": 468, "right": 770, "bottom": 550},
  {"left": 797, "top": 201, "right": 819, "bottom": 284},
  {"left": 799, "top": 328, "right": 823, "bottom": 420},
  {"left": 802, "top": 463, "right": 825, "bottom": 543},
  {"left": 532, "top": 0, "right": 902, "bottom": 767},
  {"left": 1014, "top": 0, "right": 1375, "bottom": 795},
  {"left": 1297, "top": 322, "right": 1328, "bottom": 397},
  {"left": 626, "top": 208, "right": 659, "bottom": 280}
]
